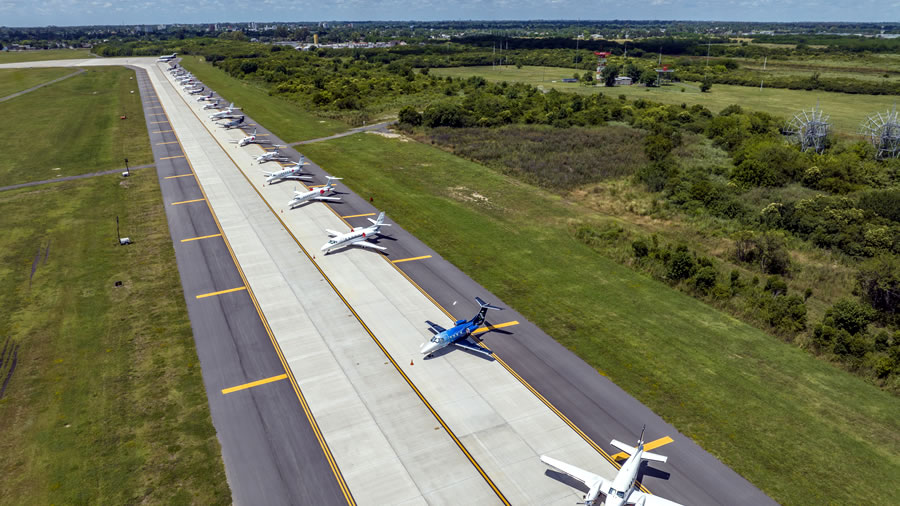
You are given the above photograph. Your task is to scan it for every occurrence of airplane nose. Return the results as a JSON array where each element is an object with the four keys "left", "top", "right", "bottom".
[
  {"left": 420, "top": 342, "right": 437, "bottom": 355},
  {"left": 320, "top": 244, "right": 330, "bottom": 252}
]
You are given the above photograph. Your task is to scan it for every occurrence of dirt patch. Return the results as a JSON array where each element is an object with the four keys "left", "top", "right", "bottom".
[{"left": 366, "top": 130, "right": 410, "bottom": 142}]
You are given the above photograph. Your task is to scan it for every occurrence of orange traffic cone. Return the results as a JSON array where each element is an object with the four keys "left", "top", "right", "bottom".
[{"left": 410, "top": 359, "right": 414, "bottom": 366}]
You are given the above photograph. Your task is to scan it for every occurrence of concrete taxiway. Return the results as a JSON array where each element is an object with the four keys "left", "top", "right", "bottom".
[{"left": 1, "top": 56, "right": 777, "bottom": 506}]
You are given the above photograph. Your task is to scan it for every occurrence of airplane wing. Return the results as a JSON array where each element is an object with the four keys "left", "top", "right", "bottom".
[
  {"left": 285, "top": 175, "right": 313, "bottom": 180},
  {"left": 314, "top": 196, "right": 341, "bottom": 201},
  {"left": 452, "top": 339, "right": 494, "bottom": 357},
  {"left": 627, "top": 490, "right": 683, "bottom": 506},
  {"left": 425, "top": 320, "right": 446, "bottom": 333},
  {"left": 540, "top": 456, "right": 607, "bottom": 490},
  {"left": 325, "top": 229, "right": 343, "bottom": 237},
  {"left": 352, "top": 241, "right": 386, "bottom": 251}
]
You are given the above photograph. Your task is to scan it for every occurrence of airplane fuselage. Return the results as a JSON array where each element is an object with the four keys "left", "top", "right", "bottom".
[
  {"left": 420, "top": 320, "right": 474, "bottom": 355},
  {"left": 601, "top": 446, "right": 644, "bottom": 506},
  {"left": 321, "top": 226, "right": 377, "bottom": 252}
]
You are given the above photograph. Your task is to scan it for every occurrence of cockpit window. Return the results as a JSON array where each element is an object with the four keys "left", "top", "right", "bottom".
[
  {"left": 430, "top": 336, "right": 441, "bottom": 343},
  {"left": 617, "top": 491, "right": 625, "bottom": 498}
]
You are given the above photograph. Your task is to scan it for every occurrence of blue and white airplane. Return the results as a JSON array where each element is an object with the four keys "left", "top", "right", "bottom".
[{"left": 421, "top": 297, "right": 502, "bottom": 358}]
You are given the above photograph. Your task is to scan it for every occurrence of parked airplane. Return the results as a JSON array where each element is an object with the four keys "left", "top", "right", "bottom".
[
  {"left": 540, "top": 427, "right": 683, "bottom": 506},
  {"left": 255, "top": 150, "right": 291, "bottom": 164},
  {"left": 262, "top": 159, "right": 312, "bottom": 184},
  {"left": 209, "top": 103, "right": 241, "bottom": 120},
  {"left": 197, "top": 92, "right": 215, "bottom": 102},
  {"left": 320, "top": 212, "right": 390, "bottom": 253},
  {"left": 232, "top": 129, "right": 271, "bottom": 147},
  {"left": 158, "top": 53, "right": 177, "bottom": 62},
  {"left": 188, "top": 86, "right": 206, "bottom": 95},
  {"left": 421, "top": 297, "right": 502, "bottom": 358},
  {"left": 219, "top": 116, "right": 245, "bottom": 129},
  {"left": 202, "top": 99, "right": 221, "bottom": 110},
  {"left": 287, "top": 177, "right": 342, "bottom": 208}
]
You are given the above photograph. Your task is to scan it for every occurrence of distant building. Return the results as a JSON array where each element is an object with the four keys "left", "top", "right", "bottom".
[{"left": 614, "top": 76, "right": 633, "bottom": 86}]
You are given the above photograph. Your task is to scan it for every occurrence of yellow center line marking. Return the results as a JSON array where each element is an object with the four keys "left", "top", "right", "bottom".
[
  {"left": 611, "top": 436, "right": 674, "bottom": 461},
  {"left": 165, "top": 173, "right": 194, "bottom": 179},
  {"left": 472, "top": 320, "right": 519, "bottom": 334},
  {"left": 151, "top": 120, "right": 169, "bottom": 124},
  {"left": 180, "top": 233, "right": 222, "bottom": 242},
  {"left": 156, "top": 141, "right": 178, "bottom": 145},
  {"left": 161, "top": 155, "right": 185, "bottom": 160},
  {"left": 391, "top": 255, "right": 432, "bottom": 264},
  {"left": 171, "top": 198, "right": 205, "bottom": 205},
  {"left": 156, "top": 129, "right": 174, "bottom": 133},
  {"left": 222, "top": 374, "right": 288, "bottom": 394},
  {"left": 147, "top": 106, "right": 163, "bottom": 109},
  {"left": 149, "top": 113, "right": 166, "bottom": 117},
  {"left": 195, "top": 286, "right": 247, "bottom": 299},
  {"left": 341, "top": 212, "right": 376, "bottom": 219}
]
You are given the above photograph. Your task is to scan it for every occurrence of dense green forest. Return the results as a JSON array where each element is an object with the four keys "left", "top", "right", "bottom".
[{"left": 94, "top": 37, "right": 900, "bottom": 390}]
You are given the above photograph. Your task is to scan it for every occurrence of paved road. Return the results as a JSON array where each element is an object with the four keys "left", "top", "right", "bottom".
[
  {"left": 0, "top": 164, "right": 154, "bottom": 192},
  {"left": 232, "top": 112, "right": 776, "bottom": 505},
  {"left": 288, "top": 120, "right": 396, "bottom": 146},
  {"left": 0, "top": 68, "right": 84, "bottom": 103},
  {"left": 132, "top": 67, "right": 349, "bottom": 506}
]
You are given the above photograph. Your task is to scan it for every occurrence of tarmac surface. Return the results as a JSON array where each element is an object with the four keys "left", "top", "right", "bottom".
[{"left": 0, "top": 57, "right": 778, "bottom": 506}]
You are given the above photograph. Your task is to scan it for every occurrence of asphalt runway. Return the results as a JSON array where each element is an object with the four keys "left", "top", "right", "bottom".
[
  {"left": 226, "top": 101, "right": 776, "bottom": 505},
  {"left": 132, "top": 67, "right": 350, "bottom": 506}
]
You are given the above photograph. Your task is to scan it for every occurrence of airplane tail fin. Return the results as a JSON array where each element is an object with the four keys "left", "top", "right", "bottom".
[
  {"left": 325, "top": 176, "right": 342, "bottom": 187},
  {"left": 610, "top": 437, "right": 669, "bottom": 464},
  {"left": 367, "top": 211, "right": 390, "bottom": 227},
  {"left": 474, "top": 297, "right": 502, "bottom": 323}
]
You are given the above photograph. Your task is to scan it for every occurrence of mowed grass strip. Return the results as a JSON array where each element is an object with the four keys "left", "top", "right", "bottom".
[
  {"left": 0, "top": 170, "right": 230, "bottom": 504},
  {"left": 431, "top": 65, "right": 899, "bottom": 135},
  {"left": 179, "top": 55, "right": 347, "bottom": 142},
  {"left": 302, "top": 132, "right": 900, "bottom": 506},
  {"left": 0, "top": 67, "right": 152, "bottom": 187},
  {"left": 0, "top": 68, "right": 78, "bottom": 99},
  {"left": 0, "top": 48, "right": 94, "bottom": 63}
]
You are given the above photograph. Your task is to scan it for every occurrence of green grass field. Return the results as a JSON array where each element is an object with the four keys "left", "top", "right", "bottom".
[
  {"left": 431, "top": 65, "right": 898, "bottom": 135},
  {"left": 0, "top": 67, "right": 152, "bottom": 187},
  {"left": 0, "top": 170, "right": 229, "bottom": 504},
  {"left": 0, "top": 48, "right": 94, "bottom": 63},
  {"left": 0, "top": 68, "right": 78, "bottom": 99},
  {"left": 302, "top": 132, "right": 900, "bottom": 505},
  {"left": 179, "top": 55, "right": 348, "bottom": 142}
]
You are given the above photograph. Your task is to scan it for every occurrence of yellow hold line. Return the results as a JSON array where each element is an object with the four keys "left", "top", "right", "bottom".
[
  {"left": 341, "top": 213, "right": 376, "bottom": 218},
  {"left": 195, "top": 286, "right": 247, "bottom": 299},
  {"left": 222, "top": 374, "right": 288, "bottom": 394},
  {"left": 171, "top": 198, "right": 205, "bottom": 205},
  {"left": 391, "top": 255, "right": 432, "bottom": 264},
  {"left": 181, "top": 233, "right": 222, "bottom": 242},
  {"left": 472, "top": 321, "right": 519, "bottom": 334}
]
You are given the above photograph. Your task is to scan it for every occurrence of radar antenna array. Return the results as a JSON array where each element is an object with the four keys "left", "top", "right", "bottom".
[
  {"left": 860, "top": 106, "right": 900, "bottom": 160},
  {"left": 784, "top": 103, "right": 830, "bottom": 154}
]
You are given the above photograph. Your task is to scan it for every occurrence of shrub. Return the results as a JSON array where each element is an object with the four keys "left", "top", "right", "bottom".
[
  {"left": 667, "top": 246, "right": 697, "bottom": 281},
  {"left": 632, "top": 239, "right": 649, "bottom": 258},
  {"left": 694, "top": 266, "right": 718, "bottom": 293},
  {"left": 825, "top": 299, "right": 877, "bottom": 336},
  {"left": 398, "top": 105, "right": 422, "bottom": 127},
  {"left": 858, "top": 255, "right": 900, "bottom": 315}
]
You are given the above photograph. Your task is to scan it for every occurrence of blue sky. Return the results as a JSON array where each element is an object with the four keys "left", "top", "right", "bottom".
[{"left": 0, "top": 0, "right": 896, "bottom": 28}]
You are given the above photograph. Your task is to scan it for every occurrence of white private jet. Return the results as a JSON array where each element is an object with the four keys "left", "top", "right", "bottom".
[
  {"left": 255, "top": 150, "right": 291, "bottom": 164},
  {"left": 540, "top": 427, "right": 683, "bottom": 506},
  {"left": 188, "top": 86, "right": 206, "bottom": 95},
  {"left": 175, "top": 75, "right": 193, "bottom": 83},
  {"left": 262, "top": 159, "right": 312, "bottom": 184},
  {"left": 158, "top": 53, "right": 177, "bottom": 62},
  {"left": 209, "top": 103, "right": 241, "bottom": 120},
  {"left": 321, "top": 212, "right": 391, "bottom": 254},
  {"left": 197, "top": 92, "right": 215, "bottom": 102},
  {"left": 232, "top": 129, "right": 271, "bottom": 147},
  {"left": 202, "top": 99, "right": 221, "bottom": 110},
  {"left": 287, "top": 177, "right": 342, "bottom": 208}
]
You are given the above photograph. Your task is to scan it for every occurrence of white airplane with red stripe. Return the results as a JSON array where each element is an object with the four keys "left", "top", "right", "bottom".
[
  {"left": 262, "top": 159, "right": 312, "bottom": 184},
  {"left": 321, "top": 212, "right": 390, "bottom": 253},
  {"left": 287, "top": 177, "right": 342, "bottom": 208}
]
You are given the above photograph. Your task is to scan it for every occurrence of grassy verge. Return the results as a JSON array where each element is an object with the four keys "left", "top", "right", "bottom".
[
  {"left": 0, "top": 170, "right": 229, "bottom": 504},
  {"left": 431, "top": 65, "right": 898, "bottom": 135},
  {"left": 0, "top": 68, "right": 77, "bottom": 99},
  {"left": 179, "top": 55, "right": 347, "bottom": 142},
  {"left": 0, "top": 48, "right": 94, "bottom": 63},
  {"left": 0, "top": 67, "right": 152, "bottom": 187},
  {"left": 302, "top": 132, "right": 899, "bottom": 505}
]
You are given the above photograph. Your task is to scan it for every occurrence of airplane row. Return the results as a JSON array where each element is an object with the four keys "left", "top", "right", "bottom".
[{"left": 164, "top": 58, "right": 685, "bottom": 506}]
